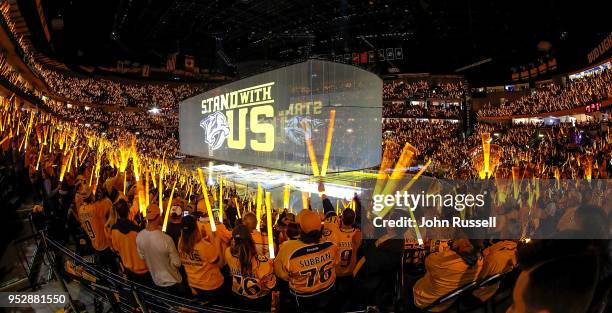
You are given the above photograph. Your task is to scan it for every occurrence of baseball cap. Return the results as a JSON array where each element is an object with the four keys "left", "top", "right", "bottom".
[
  {"left": 298, "top": 209, "right": 322, "bottom": 233},
  {"left": 146, "top": 204, "right": 161, "bottom": 220}
]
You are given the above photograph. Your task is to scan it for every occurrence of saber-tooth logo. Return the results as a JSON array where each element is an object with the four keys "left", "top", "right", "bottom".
[
  {"left": 199, "top": 82, "right": 276, "bottom": 152},
  {"left": 200, "top": 112, "right": 230, "bottom": 151}
]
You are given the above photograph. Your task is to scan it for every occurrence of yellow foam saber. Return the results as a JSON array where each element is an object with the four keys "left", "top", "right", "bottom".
[
  {"left": 265, "top": 191, "right": 275, "bottom": 259},
  {"left": 283, "top": 185, "right": 290, "bottom": 209},
  {"left": 234, "top": 198, "right": 242, "bottom": 219},
  {"left": 320, "top": 110, "right": 336, "bottom": 176},
  {"left": 256, "top": 183, "right": 263, "bottom": 229},
  {"left": 158, "top": 170, "right": 163, "bottom": 212},
  {"left": 301, "top": 191, "right": 309, "bottom": 210},
  {"left": 378, "top": 143, "right": 417, "bottom": 205},
  {"left": 300, "top": 120, "right": 320, "bottom": 176},
  {"left": 145, "top": 169, "right": 150, "bottom": 208},
  {"left": 197, "top": 168, "right": 216, "bottom": 232},
  {"left": 374, "top": 140, "right": 399, "bottom": 196},
  {"left": 59, "top": 154, "right": 70, "bottom": 182},
  {"left": 0, "top": 134, "right": 11, "bottom": 146},
  {"left": 35, "top": 146, "right": 43, "bottom": 170},
  {"left": 218, "top": 177, "right": 224, "bottom": 223},
  {"left": 123, "top": 171, "right": 127, "bottom": 195},
  {"left": 481, "top": 133, "right": 491, "bottom": 179},
  {"left": 512, "top": 166, "right": 520, "bottom": 200},
  {"left": 162, "top": 180, "right": 178, "bottom": 232},
  {"left": 150, "top": 170, "right": 157, "bottom": 188},
  {"left": 377, "top": 159, "right": 431, "bottom": 218},
  {"left": 66, "top": 149, "right": 74, "bottom": 174}
]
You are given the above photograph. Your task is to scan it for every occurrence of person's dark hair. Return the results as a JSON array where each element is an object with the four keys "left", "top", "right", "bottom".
[
  {"left": 277, "top": 211, "right": 288, "bottom": 226},
  {"left": 300, "top": 229, "right": 322, "bottom": 244},
  {"left": 109, "top": 187, "right": 120, "bottom": 202},
  {"left": 115, "top": 199, "right": 129, "bottom": 219},
  {"left": 231, "top": 224, "right": 257, "bottom": 276},
  {"left": 179, "top": 215, "right": 200, "bottom": 254},
  {"left": 522, "top": 255, "right": 599, "bottom": 313},
  {"left": 286, "top": 222, "right": 300, "bottom": 240},
  {"left": 342, "top": 209, "right": 356, "bottom": 226},
  {"left": 324, "top": 211, "right": 337, "bottom": 220}
]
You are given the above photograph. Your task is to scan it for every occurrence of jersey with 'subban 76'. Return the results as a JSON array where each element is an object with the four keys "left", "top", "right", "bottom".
[{"left": 275, "top": 240, "right": 339, "bottom": 297}]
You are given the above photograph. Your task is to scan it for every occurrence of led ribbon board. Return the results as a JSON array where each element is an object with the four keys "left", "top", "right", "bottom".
[{"left": 179, "top": 60, "right": 382, "bottom": 174}]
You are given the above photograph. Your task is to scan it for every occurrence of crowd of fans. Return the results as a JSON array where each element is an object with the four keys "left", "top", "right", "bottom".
[
  {"left": 382, "top": 118, "right": 611, "bottom": 180},
  {"left": 40, "top": 99, "right": 178, "bottom": 158},
  {"left": 381, "top": 79, "right": 465, "bottom": 118},
  {"left": 383, "top": 101, "right": 462, "bottom": 119},
  {"left": 1, "top": 100, "right": 608, "bottom": 312},
  {"left": 0, "top": 74, "right": 609, "bottom": 313},
  {"left": 383, "top": 80, "right": 466, "bottom": 101},
  {"left": 478, "top": 68, "right": 612, "bottom": 117},
  {"left": 0, "top": 52, "right": 36, "bottom": 95},
  {"left": 39, "top": 69, "right": 205, "bottom": 109}
]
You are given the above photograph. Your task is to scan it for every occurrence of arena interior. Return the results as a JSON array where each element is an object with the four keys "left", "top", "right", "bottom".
[{"left": 0, "top": 1, "right": 610, "bottom": 313}]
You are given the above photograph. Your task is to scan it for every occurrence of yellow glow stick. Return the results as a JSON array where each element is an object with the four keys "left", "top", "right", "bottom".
[
  {"left": 234, "top": 198, "right": 242, "bottom": 219},
  {"left": 301, "top": 191, "right": 309, "bottom": 210},
  {"left": 197, "top": 168, "right": 216, "bottom": 232},
  {"left": 378, "top": 143, "right": 417, "bottom": 204},
  {"left": 187, "top": 181, "right": 193, "bottom": 203},
  {"left": 59, "top": 154, "right": 69, "bottom": 182},
  {"left": 300, "top": 120, "right": 320, "bottom": 176},
  {"left": 145, "top": 169, "right": 150, "bottom": 207},
  {"left": 137, "top": 179, "right": 145, "bottom": 214},
  {"left": 123, "top": 171, "right": 127, "bottom": 195},
  {"left": 89, "top": 164, "right": 95, "bottom": 186},
  {"left": 150, "top": 169, "right": 157, "bottom": 188},
  {"left": 219, "top": 177, "right": 224, "bottom": 223},
  {"left": 512, "top": 166, "right": 520, "bottom": 200},
  {"left": 35, "top": 146, "right": 43, "bottom": 170},
  {"left": 374, "top": 140, "right": 399, "bottom": 196},
  {"left": 283, "top": 185, "right": 290, "bottom": 209},
  {"left": 132, "top": 153, "right": 140, "bottom": 182},
  {"left": 66, "top": 149, "right": 74, "bottom": 174},
  {"left": 319, "top": 110, "right": 336, "bottom": 176},
  {"left": 265, "top": 191, "right": 275, "bottom": 259},
  {"left": 0, "top": 134, "right": 11, "bottom": 146},
  {"left": 158, "top": 170, "right": 163, "bottom": 211},
  {"left": 378, "top": 159, "right": 431, "bottom": 218},
  {"left": 256, "top": 183, "right": 263, "bottom": 229},
  {"left": 162, "top": 180, "right": 178, "bottom": 232},
  {"left": 481, "top": 133, "right": 491, "bottom": 179}
]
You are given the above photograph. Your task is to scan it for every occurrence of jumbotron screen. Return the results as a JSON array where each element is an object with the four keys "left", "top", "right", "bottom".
[{"left": 179, "top": 60, "right": 382, "bottom": 174}]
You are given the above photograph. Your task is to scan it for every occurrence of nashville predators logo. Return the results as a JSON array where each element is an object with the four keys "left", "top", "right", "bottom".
[{"left": 200, "top": 112, "right": 230, "bottom": 151}]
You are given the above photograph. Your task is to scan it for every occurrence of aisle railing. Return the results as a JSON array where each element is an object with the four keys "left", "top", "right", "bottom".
[{"left": 39, "top": 232, "right": 268, "bottom": 313}]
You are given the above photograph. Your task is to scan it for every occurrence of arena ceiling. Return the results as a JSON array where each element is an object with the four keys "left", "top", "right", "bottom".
[{"left": 17, "top": 0, "right": 612, "bottom": 83}]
